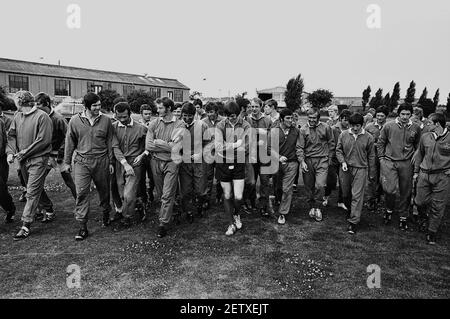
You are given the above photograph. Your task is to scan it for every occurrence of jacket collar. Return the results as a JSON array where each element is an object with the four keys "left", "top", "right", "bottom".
[
  {"left": 117, "top": 119, "right": 134, "bottom": 128},
  {"left": 432, "top": 128, "right": 448, "bottom": 140},
  {"left": 395, "top": 117, "right": 412, "bottom": 128}
]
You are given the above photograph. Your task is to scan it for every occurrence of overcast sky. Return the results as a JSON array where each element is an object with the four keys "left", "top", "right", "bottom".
[{"left": 1, "top": 0, "right": 449, "bottom": 99}]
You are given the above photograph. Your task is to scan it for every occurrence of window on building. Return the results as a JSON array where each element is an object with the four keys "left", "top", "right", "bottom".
[
  {"left": 93, "top": 85, "right": 103, "bottom": 94},
  {"left": 87, "top": 82, "right": 95, "bottom": 93},
  {"left": 103, "top": 82, "right": 112, "bottom": 90},
  {"left": 167, "top": 91, "right": 174, "bottom": 100},
  {"left": 123, "top": 85, "right": 135, "bottom": 97},
  {"left": 174, "top": 89, "right": 183, "bottom": 102},
  {"left": 54, "top": 79, "right": 71, "bottom": 96},
  {"left": 8, "top": 75, "right": 29, "bottom": 93},
  {"left": 150, "top": 87, "right": 161, "bottom": 98}
]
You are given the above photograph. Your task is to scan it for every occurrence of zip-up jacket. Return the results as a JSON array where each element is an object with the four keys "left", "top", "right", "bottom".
[
  {"left": 377, "top": 118, "right": 421, "bottom": 161},
  {"left": 273, "top": 122, "right": 302, "bottom": 162},
  {"left": 298, "top": 122, "right": 335, "bottom": 162},
  {"left": 7, "top": 107, "right": 53, "bottom": 161},
  {"left": 112, "top": 119, "right": 147, "bottom": 166},
  {"left": 215, "top": 117, "right": 251, "bottom": 164},
  {"left": 414, "top": 129, "right": 450, "bottom": 174}
]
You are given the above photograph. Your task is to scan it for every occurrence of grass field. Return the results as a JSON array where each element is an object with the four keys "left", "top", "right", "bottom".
[{"left": 0, "top": 165, "right": 449, "bottom": 299}]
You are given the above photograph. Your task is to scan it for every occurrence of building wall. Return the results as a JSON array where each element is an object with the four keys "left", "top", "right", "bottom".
[{"left": 0, "top": 71, "right": 189, "bottom": 102}]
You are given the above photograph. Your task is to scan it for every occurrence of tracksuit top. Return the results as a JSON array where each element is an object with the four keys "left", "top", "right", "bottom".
[
  {"left": 365, "top": 122, "right": 384, "bottom": 157},
  {"left": 336, "top": 129, "right": 376, "bottom": 177},
  {"left": 414, "top": 129, "right": 450, "bottom": 174},
  {"left": 112, "top": 119, "right": 147, "bottom": 165},
  {"left": 0, "top": 112, "right": 12, "bottom": 131},
  {"left": 246, "top": 113, "right": 272, "bottom": 162},
  {"left": 330, "top": 122, "right": 347, "bottom": 160},
  {"left": 215, "top": 117, "right": 251, "bottom": 164},
  {"left": 377, "top": 118, "right": 421, "bottom": 161},
  {"left": 273, "top": 123, "right": 302, "bottom": 162},
  {"left": 146, "top": 113, "right": 185, "bottom": 162},
  {"left": 298, "top": 122, "right": 335, "bottom": 162},
  {"left": 0, "top": 119, "right": 6, "bottom": 158},
  {"left": 47, "top": 110, "right": 69, "bottom": 160},
  {"left": 7, "top": 107, "right": 53, "bottom": 161},
  {"left": 182, "top": 119, "right": 210, "bottom": 157},
  {"left": 64, "top": 113, "right": 114, "bottom": 165}
]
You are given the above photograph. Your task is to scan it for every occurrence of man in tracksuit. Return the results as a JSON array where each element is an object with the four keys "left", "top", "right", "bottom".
[
  {"left": 336, "top": 113, "right": 376, "bottom": 234},
  {"left": 377, "top": 103, "right": 421, "bottom": 230},
  {"left": 323, "top": 109, "right": 352, "bottom": 210},
  {"left": 0, "top": 113, "right": 16, "bottom": 223},
  {"left": 63, "top": 93, "right": 114, "bottom": 241},
  {"left": 203, "top": 102, "right": 224, "bottom": 207},
  {"left": 413, "top": 113, "right": 450, "bottom": 245},
  {"left": 246, "top": 98, "right": 273, "bottom": 217},
  {"left": 299, "top": 107, "right": 335, "bottom": 222},
  {"left": 112, "top": 102, "right": 148, "bottom": 229},
  {"left": 178, "top": 102, "right": 211, "bottom": 223},
  {"left": 34, "top": 92, "right": 77, "bottom": 223},
  {"left": 273, "top": 108, "right": 301, "bottom": 225},
  {"left": 6, "top": 91, "right": 53, "bottom": 240},
  {"left": 146, "top": 97, "right": 184, "bottom": 238},
  {"left": 364, "top": 105, "right": 389, "bottom": 212}
]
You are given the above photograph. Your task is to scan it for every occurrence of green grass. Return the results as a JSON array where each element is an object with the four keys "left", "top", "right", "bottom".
[{"left": 0, "top": 166, "right": 449, "bottom": 299}]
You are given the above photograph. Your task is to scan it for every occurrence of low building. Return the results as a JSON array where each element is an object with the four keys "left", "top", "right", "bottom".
[{"left": 0, "top": 57, "right": 190, "bottom": 104}]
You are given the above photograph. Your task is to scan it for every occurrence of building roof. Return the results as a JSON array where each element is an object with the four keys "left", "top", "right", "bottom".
[
  {"left": 256, "top": 86, "right": 286, "bottom": 94},
  {"left": 0, "top": 57, "right": 189, "bottom": 90}
]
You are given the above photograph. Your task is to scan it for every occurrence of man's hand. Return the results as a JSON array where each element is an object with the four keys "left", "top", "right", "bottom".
[
  {"left": 444, "top": 169, "right": 450, "bottom": 176},
  {"left": 342, "top": 162, "right": 348, "bottom": 172},
  {"left": 60, "top": 163, "right": 71, "bottom": 173},
  {"left": 7, "top": 154, "right": 14, "bottom": 164},
  {"left": 109, "top": 164, "right": 115, "bottom": 175},
  {"left": 15, "top": 150, "right": 26, "bottom": 162},
  {"left": 279, "top": 156, "right": 288, "bottom": 163},
  {"left": 122, "top": 163, "right": 134, "bottom": 176},
  {"left": 234, "top": 139, "right": 243, "bottom": 149},
  {"left": 300, "top": 161, "right": 308, "bottom": 173},
  {"left": 132, "top": 154, "right": 145, "bottom": 167},
  {"left": 413, "top": 172, "right": 419, "bottom": 181}
]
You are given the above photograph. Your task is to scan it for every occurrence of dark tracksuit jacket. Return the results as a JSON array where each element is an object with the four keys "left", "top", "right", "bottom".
[
  {"left": 376, "top": 118, "right": 421, "bottom": 214},
  {"left": 413, "top": 129, "right": 450, "bottom": 233},
  {"left": 0, "top": 118, "right": 15, "bottom": 213},
  {"left": 336, "top": 129, "right": 376, "bottom": 224}
]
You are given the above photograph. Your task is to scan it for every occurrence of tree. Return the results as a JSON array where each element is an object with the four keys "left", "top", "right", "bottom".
[
  {"left": 98, "top": 89, "right": 120, "bottom": 112},
  {"left": 418, "top": 87, "right": 428, "bottom": 105},
  {"left": 284, "top": 74, "right": 304, "bottom": 111},
  {"left": 361, "top": 85, "right": 371, "bottom": 111},
  {"left": 126, "top": 89, "right": 155, "bottom": 113},
  {"left": 405, "top": 80, "right": 416, "bottom": 104},
  {"left": 369, "top": 88, "right": 383, "bottom": 109},
  {"left": 419, "top": 98, "right": 436, "bottom": 117},
  {"left": 0, "top": 86, "right": 16, "bottom": 111},
  {"left": 390, "top": 82, "right": 401, "bottom": 111},
  {"left": 433, "top": 89, "right": 440, "bottom": 107},
  {"left": 383, "top": 93, "right": 391, "bottom": 106},
  {"left": 306, "top": 89, "right": 334, "bottom": 109},
  {"left": 189, "top": 91, "right": 202, "bottom": 100}
]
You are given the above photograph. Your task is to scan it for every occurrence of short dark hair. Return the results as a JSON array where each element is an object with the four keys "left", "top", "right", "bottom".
[
  {"left": 216, "top": 101, "right": 225, "bottom": 116},
  {"left": 224, "top": 101, "right": 240, "bottom": 116},
  {"left": 397, "top": 103, "right": 413, "bottom": 115},
  {"left": 375, "top": 105, "right": 390, "bottom": 117},
  {"left": 113, "top": 97, "right": 127, "bottom": 105},
  {"left": 156, "top": 97, "right": 174, "bottom": 110},
  {"left": 35, "top": 92, "right": 51, "bottom": 107},
  {"left": 349, "top": 113, "right": 364, "bottom": 126},
  {"left": 280, "top": 108, "right": 293, "bottom": 120},
  {"left": 205, "top": 102, "right": 218, "bottom": 113},
  {"left": 172, "top": 102, "right": 182, "bottom": 112},
  {"left": 140, "top": 104, "right": 153, "bottom": 114},
  {"left": 83, "top": 93, "right": 100, "bottom": 110},
  {"left": 114, "top": 102, "right": 131, "bottom": 115},
  {"left": 181, "top": 102, "right": 196, "bottom": 115},
  {"left": 306, "top": 107, "right": 320, "bottom": 118},
  {"left": 429, "top": 113, "right": 446, "bottom": 128},
  {"left": 339, "top": 109, "right": 352, "bottom": 120},
  {"left": 265, "top": 99, "right": 277, "bottom": 109},
  {"left": 251, "top": 97, "right": 263, "bottom": 107},
  {"left": 193, "top": 98, "right": 203, "bottom": 108}
]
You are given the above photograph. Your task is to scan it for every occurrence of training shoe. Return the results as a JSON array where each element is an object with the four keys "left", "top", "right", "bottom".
[
  {"left": 426, "top": 232, "right": 436, "bottom": 245},
  {"left": 278, "top": 215, "right": 286, "bottom": 225},
  {"left": 34, "top": 210, "right": 44, "bottom": 221},
  {"left": 347, "top": 223, "right": 356, "bottom": 234},
  {"left": 322, "top": 196, "right": 329, "bottom": 207},
  {"left": 399, "top": 219, "right": 408, "bottom": 231},
  {"left": 337, "top": 202, "right": 348, "bottom": 211},
  {"left": 13, "top": 226, "right": 30, "bottom": 241},
  {"left": 5, "top": 211, "right": 15, "bottom": 223},
  {"left": 314, "top": 208, "right": 323, "bottom": 222},
  {"left": 19, "top": 191, "right": 27, "bottom": 202},
  {"left": 187, "top": 212, "right": 194, "bottom": 224},
  {"left": 225, "top": 224, "right": 237, "bottom": 236},
  {"left": 233, "top": 215, "right": 242, "bottom": 230},
  {"left": 309, "top": 208, "right": 316, "bottom": 219},
  {"left": 383, "top": 211, "right": 393, "bottom": 225},
  {"left": 157, "top": 225, "right": 167, "bottom": 238},
  {"left": 75, "top": 228, "right": 89, "bottom": 241},
  {"left": 102, "top": 212, "right": 111, "bottom": 227},
  {"left": 41, "top": 211, "right": 56, "bottom": 223}
]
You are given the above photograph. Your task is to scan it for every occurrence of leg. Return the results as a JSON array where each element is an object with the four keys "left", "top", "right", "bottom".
[
  {"left": 121, "top": 165, "right": 142, "bottom": 219},
  {"left": 347, "top": 168, "right": 368, "bottom": 225},
  {"left": 73, "top": 159, "right": 93, "bottom": 226},
  {"left": 151, "top": 159, "right": 163, "bottom": 205},
  {"left": 0, "top": 157, "right": 15, "bottom": 214},
  {"left": 158, "top": 161, "right": 179, "bottom": 226},
  {"left": 60, "top": 170, "right": 77, "bottom": 199},
  {"left": 428, "top": 174, "right": 450, "bottom": 234},
  {"left": 303, "top": 158, "right": 317, "bottom": 209},
  {"left": 91, "top": 156, "right": 112, "bottom": 219},
  {"left": 380, "top": 159, "right": 398, "bottom": 212},
  {"left": 279, "top": 162, "right": 299, "bottom": 216},
  {"left": 314, "top": 157, "right": 329, "bottom": 208},
  {"left": 397, "top": 160, "right": 414, "bottom": 219},
  {"left": 339, "top": 166, "right": 352, "bottom": 213}
]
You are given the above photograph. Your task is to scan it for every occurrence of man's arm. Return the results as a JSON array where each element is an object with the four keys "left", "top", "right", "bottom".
[
  {"left": 326, "top": 125, "right": 336, "bottom": 160},
  {"left": 64, "top": 118, "right": 78, "bottom": 166},
  {"left": 335, "top": 133, "right": 345, "bottom": 164},
  {"left": 112, "top": 131, "right": 126, "bottom": 164},
  {"left": 377, "top": 125, "right": 388, "bottom": 159},
  {"left": 6, "top": 115, "right": 18, "bottom": 156},
  {"left": 413, "top": 136, "right": 425, "bottom": 173},
  {"left": 19, "top": 114, "right": 53, "bottom": 161},
  {"left": 367, "top": 135, "right": 376, "bottom": 179}
]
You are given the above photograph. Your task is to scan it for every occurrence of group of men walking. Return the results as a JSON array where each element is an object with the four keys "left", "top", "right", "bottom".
[{"left": 0, "top": 90, "right": 449, "bottom": 245}]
